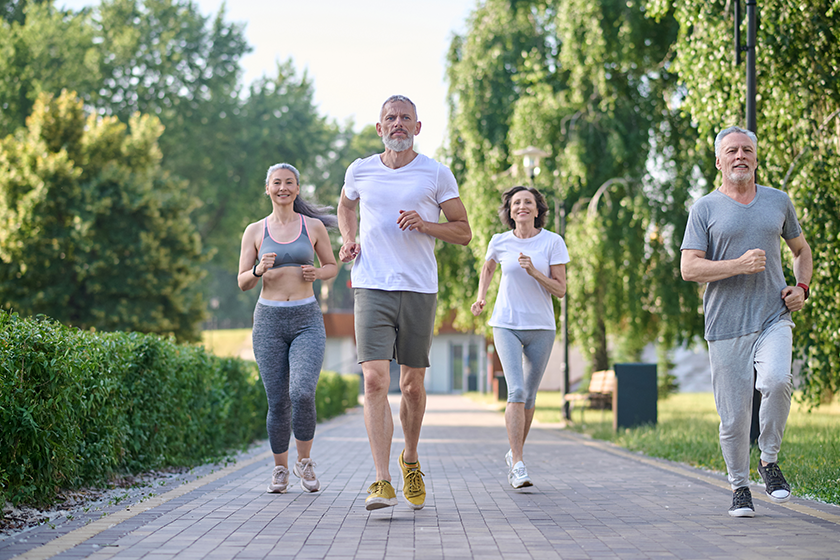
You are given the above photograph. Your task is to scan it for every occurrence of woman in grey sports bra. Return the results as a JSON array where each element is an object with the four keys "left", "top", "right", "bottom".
[{"left": 237, "top": 163, "right": 338, "bottom": 494}]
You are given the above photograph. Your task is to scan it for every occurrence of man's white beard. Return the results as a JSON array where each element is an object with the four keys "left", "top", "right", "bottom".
[
  {"left": 726, "top": 169, "right": 752, "bottom": 183},
  {"left": 382, "top": 135, "right": 413, "bottom": 152}
]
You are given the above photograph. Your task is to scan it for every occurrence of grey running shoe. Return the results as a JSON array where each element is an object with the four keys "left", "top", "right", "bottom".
[
  {"left": 293, "top": 458, "right": 321, "bottom": 492},
  {"left": 728, "top": 486, "right": 755, "bottom": 517},
  {"left": 758, "top": 462, "right": 791, "bottom": 503},
  {"left": 508, "top": 461, "right": 533, "bottom": 489},
  {"left": 267, "top": 465, "right": 289, "bottom": 493}
]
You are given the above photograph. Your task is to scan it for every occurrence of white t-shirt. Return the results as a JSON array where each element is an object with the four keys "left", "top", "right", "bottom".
[
  {"left": 343, "top": 153, "right": 460, "bottom": 293},
  {"left": 486, "top": 229, "right": 570, "bottom": 330}
]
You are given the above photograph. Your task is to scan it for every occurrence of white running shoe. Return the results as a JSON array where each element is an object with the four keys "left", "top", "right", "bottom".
[
  {"left": 505, "top": 449, "right": 513, "bottom": 469},
  {"left": 267, "top": 465, "right": 289, "bottom": 493},
  {"left": 293, "top": 458, "right": 321, "bottom": 492},
  {"left": 508, "top": 461, "right": 533, "bottom": 489}
]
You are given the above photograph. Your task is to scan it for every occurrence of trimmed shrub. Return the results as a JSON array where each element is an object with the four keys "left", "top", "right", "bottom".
[
  {"left": 315, "top": 371, "right": 360, "bottom": 421},
  {"left": 0, "top": 312, "right": 269, "bottom": 506}
]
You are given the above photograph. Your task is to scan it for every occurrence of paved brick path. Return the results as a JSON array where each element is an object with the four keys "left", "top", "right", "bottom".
[{"left": 3, "top": 394, "right": 839, "bottom": 560}]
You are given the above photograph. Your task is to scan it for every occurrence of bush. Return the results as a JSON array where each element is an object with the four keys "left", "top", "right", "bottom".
[
  {"left": 0, "top": 311, "right": 269, "bottom": 506},
  {"left": 315, "top": 371, "right": 360, "bottom": 421}
]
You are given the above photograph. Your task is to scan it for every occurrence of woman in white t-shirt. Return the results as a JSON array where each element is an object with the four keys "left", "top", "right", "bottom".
[{"left": 471, "top": 186, "right": 570, "bottom": 489}]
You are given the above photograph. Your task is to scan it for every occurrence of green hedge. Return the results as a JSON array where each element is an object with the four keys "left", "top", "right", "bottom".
[{"left": 0, "top": 311, "right": 359, "bottom": 507}]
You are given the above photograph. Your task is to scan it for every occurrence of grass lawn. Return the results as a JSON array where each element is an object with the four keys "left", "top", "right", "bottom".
[
  {"left": 200, "top": 328, "right": 251, "bottom": 358},
  {"left": 465, "top": 391, "right": 840, "bottom": 506}
]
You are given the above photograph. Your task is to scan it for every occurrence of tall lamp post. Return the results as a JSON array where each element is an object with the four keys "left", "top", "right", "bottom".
[
  {"left": 513, "top": 146, "right": 572, "bottom": 421},
  {"left": 735, "top": 0, "right": 761, "bottom": 445}
]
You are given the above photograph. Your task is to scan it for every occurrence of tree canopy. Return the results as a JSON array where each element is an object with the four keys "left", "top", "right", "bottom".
[{"left": 0, "top": 91, "right": 207, "bottom": 340}]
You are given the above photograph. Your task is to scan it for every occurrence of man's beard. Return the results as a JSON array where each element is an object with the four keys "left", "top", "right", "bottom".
[
  {"left": 382, "top": 134, "right": 413, "bottom": 152},
  {"left": 726, "top": 169, "right": 753, "bottom": 183}
]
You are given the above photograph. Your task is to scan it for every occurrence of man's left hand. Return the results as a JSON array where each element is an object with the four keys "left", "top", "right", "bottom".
[
  {"left": 781, "top": 285, "right": 806, "bottom": 312},
  {"left": 397, "top": 210, "right": 427, "bottom": 233}
]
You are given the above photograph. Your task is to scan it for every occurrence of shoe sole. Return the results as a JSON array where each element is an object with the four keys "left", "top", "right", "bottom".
[
  {"left": 405, "top": 500, "right": 425, "bottom": 510},
  {"left": 511, "top": 479, "right": 533, "bottom": 489},
  {"left": 266, "top": 486, "right": 287, "bottom": 494},
  {"left": 365, "top": 497, "right": 398, "bottom": 511},
  {"left": 728, "top": 508, "right": 755, "bottom": 518}
]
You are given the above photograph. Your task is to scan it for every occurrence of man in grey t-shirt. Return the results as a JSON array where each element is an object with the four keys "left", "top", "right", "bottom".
[{"left": 680, "top": 126, "right": 812, "bottom": 518}]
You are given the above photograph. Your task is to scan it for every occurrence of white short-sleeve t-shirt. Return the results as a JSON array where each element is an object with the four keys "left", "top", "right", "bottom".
[
  {"left": 343, "top": 153, "right": 460, "bottom": 293},
  {"left": 486, "top": 229, "right": 570, "bottom": 330}
]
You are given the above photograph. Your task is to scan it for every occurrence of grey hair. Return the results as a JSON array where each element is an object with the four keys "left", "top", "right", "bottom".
[
  {"left": 714, "top": 126, "right": 757, "bottom": 158},
  {"left": 264, "top": 163, "right": 338, "bottom": 230},
  {"left": 381, "top": 95, "right": 418, "bottom": 119}
]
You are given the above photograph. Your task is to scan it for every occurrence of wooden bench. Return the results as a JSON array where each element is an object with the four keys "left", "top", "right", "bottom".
[{"left": 564, "top": 369, "right": 615, "bottom": 423}]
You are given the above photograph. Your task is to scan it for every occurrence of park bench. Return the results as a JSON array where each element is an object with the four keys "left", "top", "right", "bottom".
[{"left": 564, "top": 369, "right": 615, "bottom": 423}]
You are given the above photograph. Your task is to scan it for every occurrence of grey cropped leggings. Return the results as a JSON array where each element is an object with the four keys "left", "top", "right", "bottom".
[
  {"left": 708, "top": 315, "right": 794, "bottom": 489},
  {"left": 493, "top": 327, "right": 555, "bottom": 409},
  {"left": 252, "top": 298, "right": 325, "bottom": 455}
]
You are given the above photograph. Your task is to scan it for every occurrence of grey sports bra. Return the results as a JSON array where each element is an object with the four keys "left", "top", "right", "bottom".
[{"left": 258, "top": 215, "right": 314, "bottom": 269}]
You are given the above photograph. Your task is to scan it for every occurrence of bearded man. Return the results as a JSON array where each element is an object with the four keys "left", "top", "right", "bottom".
[
  {"left": 338, "top": 95, "right": 471, "bottom": 511},
  {"left": 681, "top": 126, "right": 812, "bottom": 517}
]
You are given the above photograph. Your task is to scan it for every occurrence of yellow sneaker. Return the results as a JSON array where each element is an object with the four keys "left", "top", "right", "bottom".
[
  {"left": 399, "top": 450, "right": 426, "bottom": 510},
  {"left": 365, "top": 480, "right": 397, "bottom": 511}
]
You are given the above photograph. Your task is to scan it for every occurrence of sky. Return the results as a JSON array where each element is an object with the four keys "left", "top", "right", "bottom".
[{"left": 58, "top": 0, "right": 479, "bottom": 155}]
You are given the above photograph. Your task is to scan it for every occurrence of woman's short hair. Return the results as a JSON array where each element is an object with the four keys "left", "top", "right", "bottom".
[{"left": 498, "top": 186, "right": 549, "bottom": 230}]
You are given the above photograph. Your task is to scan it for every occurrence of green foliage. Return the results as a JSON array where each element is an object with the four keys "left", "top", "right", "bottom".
[
  {"left": 0, "top": 2, "right": 101, "bottom": 136},
  {"left": 444, "top": 0, "right": 704, "bottom": 373},
  {"left": 0, "top": 310, "right": 267, "bottom": 507},
  {"left": 0, "top": 91, "right": 208, "bottom": 341},
  {"left": 648, "top": 0, "right": 840, "bottom": 405},
  {"left": 315, "top": 371, "right": 360, "bottom": 421}
]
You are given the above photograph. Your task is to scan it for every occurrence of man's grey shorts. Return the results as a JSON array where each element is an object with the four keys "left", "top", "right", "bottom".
[{"left": 354, "top": 289, "right": 437, "bottom": 368}]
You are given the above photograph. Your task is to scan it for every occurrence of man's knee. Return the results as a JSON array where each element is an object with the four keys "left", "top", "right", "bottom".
[
  {"left": 399, "top": 368, "right": 426, "bottom": 400},
  {"left": 363, "top": 362, "right": 391, "bottom": 395}
]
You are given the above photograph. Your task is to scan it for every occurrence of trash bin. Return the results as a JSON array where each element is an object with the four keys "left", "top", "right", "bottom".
[
  {"left": 613, "top": 363, "right": 657, "bottom": 430},
  {"left": 493, "top": 371, "right": 507, "bottom": 401}
]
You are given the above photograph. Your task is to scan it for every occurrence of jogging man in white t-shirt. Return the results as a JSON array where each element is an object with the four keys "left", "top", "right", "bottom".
[{"left": 338, "top": 95, "right": 471, "bottom": 511}]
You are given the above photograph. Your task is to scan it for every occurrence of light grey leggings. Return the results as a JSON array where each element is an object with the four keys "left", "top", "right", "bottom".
[
  {"left": 252, "top": 298, "right": 325, "bottom": 454},
  {"left": 493, "top": 327, "right": 555, "bottom": 409},
  {"left": 708, "top": 315, "right": 794, "bottom": 489}
]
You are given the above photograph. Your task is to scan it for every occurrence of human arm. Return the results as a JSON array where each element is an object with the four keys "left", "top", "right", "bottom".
[
  {"left": 518, "top": 254, "right": 567, "bottom": 299},
  {"left": 781, "top": 233, "right": 812, "bottom": 312},
  {"left": 396, "top": 197, "right": 472, "bottom": 246},
  {"left": 337, "top": 188, "right": 361, "bottom": 262},
  {"left": 237, "top": 222, "right": 275, "bottom": 291},
  {"left": 680, "top": 248, "right": 767, "bottom": 283},
  {"left": 301, "top": 218, "right": 338, "bottom": 282},
  {"left": 470, "top": 259, "right": 497, "bottom": 316}
]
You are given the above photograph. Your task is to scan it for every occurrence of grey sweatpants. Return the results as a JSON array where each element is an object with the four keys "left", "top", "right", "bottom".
[
  {"left": 252, "top": 298, "right": 325, "bottom": 454},
  {"left": 708, "top": 315, "right": 794, "bottom": 489}
]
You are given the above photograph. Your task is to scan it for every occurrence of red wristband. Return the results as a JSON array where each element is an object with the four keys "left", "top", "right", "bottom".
[{"left": 796, "top": 282, "right": 809, "bottom": 300}]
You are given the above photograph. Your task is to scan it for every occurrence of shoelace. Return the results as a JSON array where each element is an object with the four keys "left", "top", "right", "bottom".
[
  {"left": 300, "top": 460, "right": 317, "bottom": 480},
  {"left": 732, "top": 488, "right": 752, "bottom": 508},
  {"left": 403, "top": 468, "right": 425, "bottom": 496},
  {"left": 513, "top": 466, "right": 528, "bottom": 478},
  {"left": 761, "top": 463, "right": 787, "bottom": 488},
  {"left": 273, "top": 467, "right": 288, "bottom": 484},
  {"left": 368, "top": 480, "right": 391, "bottom": 494}
]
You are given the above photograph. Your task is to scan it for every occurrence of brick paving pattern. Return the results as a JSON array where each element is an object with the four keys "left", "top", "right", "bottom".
[{"left": 3, "top": 394, "right": 839, "bottom": 559}]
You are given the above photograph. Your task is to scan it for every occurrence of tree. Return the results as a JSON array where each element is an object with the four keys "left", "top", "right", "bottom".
[
  {"left": 0, "top": 1, "right": 101, "bottom": 136},
  {"left": 0, "top": 91, "right": 208, "bottom": 341},
  {"left": 647, "top": 0, "right": 840, "bottom": 404},
  {"left": 444, "top": 0, "right": 705, "bottom": 375}
]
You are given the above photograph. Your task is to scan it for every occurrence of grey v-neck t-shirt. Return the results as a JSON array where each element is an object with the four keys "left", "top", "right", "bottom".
[{"left": 680, "top": 185, "right": 802, "bottom": 341}]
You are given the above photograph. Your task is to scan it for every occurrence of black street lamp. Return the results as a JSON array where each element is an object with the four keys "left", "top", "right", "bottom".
[
  {"left": 735, "top": 0, "right": 762, "bottom": 445},
  {"left": 513, "top": 146, "right": 572, "bottom": 421}
]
